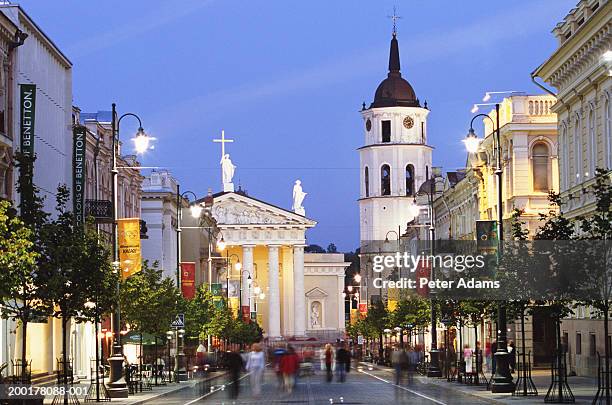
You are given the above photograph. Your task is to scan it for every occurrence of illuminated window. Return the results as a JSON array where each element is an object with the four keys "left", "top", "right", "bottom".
[{"left": 381, "top": 165, "right": 391, "bottom": 196}]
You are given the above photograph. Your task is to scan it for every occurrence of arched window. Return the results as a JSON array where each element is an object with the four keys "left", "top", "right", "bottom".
[
  {"left": 364, "top": 166, "right": 370, "bottom": 197},
  {"left": 561, "top": 124, "right": 569, "bottom": 190},
  {"left": 381, "top": 164, "right": 391, "bottom": 196},
  {"left": 532, "top": 142, "right": 550, "bottom": 192},
  {"left": 405, "top": 164, "right": 415, "bottom": 196},
  {"left": 573, "top": 117, "right": 581, "bottom": 185},
  {"left": 588, "top": 107, "right": 596, "bottom": 175},
  {"left": 606, "top": 96, "right": 611, "bottom": 169}
]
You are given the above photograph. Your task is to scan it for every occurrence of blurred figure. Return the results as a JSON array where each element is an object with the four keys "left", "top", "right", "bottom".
[
  {"left": 391, "top": 346, "right": 402, "bottom": 385},
  {"left": 324, "top": 343, "right": 334, "bottom": 382},
  {"left": 336, "top": 342, "right": 350, "bottom": 382},
  {"left": 407, "top": 347, "right": 418, "bottom": 385},
  {"left": 463, "top": 344, "right": 473, "bottom": 374},
  {"left": 225, "top": 350, "right": 244, "bottom": 399},
  {"left": 508, "top": 340, "right": 516, "bottom": 373},
  {"left": 246, "top": 343, "right": 265, "bottom": 398},
  {"left": 280, "top": 346, "right": 300, "bottom": 394},
  {"left": 273, "top": 346, "right": 286, "bottom": 389}
]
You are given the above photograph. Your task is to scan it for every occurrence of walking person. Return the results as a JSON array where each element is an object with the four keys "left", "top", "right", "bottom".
[
  {"left": 280, "top": 346, "right": 300, "bottom": 394},
  {"left": 246, "top": 343, "right": 265, "bottom": 398},
  {"left": 324, "top": 343, "right": 334, "bottom": 382},
  {"left": 508, "top": 340, "right": 516, "bottom": 373},
  {"left": 391, "top": 346, "right": 402, "bottom": 385},
  {"left": 225, "top": 350, "right": 244, "bottom": 400},
  {"left": 336, "top": 342, "right": 350, "bottom": 383}
]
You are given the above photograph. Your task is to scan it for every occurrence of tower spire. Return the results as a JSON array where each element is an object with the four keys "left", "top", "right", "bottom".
[{"left": 387, "top": 7, "right": 401, "bottom": 73}]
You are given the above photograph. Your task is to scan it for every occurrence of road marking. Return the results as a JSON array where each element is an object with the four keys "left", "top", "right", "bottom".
[
  {"left": 358, "top": 369, "right": 448, "bottom": 405},
  {"left": 183, "top": 373, "right": 250, "bottom": 405}
]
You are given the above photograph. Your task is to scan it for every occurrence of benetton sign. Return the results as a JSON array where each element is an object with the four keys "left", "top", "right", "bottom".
[
  {"left": 72, "top": 126, "right": 86, "bottom": 227},
  {"left": 19, "top": 84, "right": 36, "bottom": 206},
  {"left": 20, "top": 84, "right": 36, "bottom": 158}
]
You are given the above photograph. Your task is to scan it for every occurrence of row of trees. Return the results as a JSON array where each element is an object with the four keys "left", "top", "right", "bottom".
[{"left": 0, "top": 155, "right": 262, "bottom": 384}]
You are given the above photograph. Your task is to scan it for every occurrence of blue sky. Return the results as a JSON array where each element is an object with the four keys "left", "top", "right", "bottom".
[{"left": 21, "top": 0, "right": 575, "bottom": 251}]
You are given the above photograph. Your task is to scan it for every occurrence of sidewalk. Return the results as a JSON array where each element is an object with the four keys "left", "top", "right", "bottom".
[
  {"left": 41, "top": 371, "right": 227, "bottom": 405},
  {"left": 363, "top": 362, "right": 599, "bottom": 404}
]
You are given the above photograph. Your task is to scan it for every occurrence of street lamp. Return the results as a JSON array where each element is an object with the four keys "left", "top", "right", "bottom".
[
  {"left": 216, "top": 236, "right": 226, "bottom": 252},
  {"left": 465, "top": 94, "right": 514, "bottom": 393},
  {"left": 108, "top": 104, "right": 152, "bottom": 397}
]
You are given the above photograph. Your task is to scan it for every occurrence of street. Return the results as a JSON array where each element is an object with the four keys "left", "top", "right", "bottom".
[{"left": 142, "top": 366, "right": 493, "bottom": 405}]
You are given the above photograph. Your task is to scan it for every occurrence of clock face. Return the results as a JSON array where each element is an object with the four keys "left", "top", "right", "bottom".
[
  {"left": 365, "top": 119, "right": 372, "bottom": 132},
  {"left": 403, "top": 116, "right": 414, "bottom": 129}
]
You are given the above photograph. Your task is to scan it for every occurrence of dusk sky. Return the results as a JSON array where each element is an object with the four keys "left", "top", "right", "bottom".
[{"left": 21, "top": 0, "right": 575, "bottom": 251}]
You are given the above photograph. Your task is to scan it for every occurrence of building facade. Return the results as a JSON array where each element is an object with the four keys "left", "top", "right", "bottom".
[
  {"left": 140, "top": 169, "right": 179, "bottom": 280},
  {"left": 533, "top": 0, "right": 612, "bottom": 377},
  {"left": 0, "top": 4, "right": 73, "bottom": 379}
]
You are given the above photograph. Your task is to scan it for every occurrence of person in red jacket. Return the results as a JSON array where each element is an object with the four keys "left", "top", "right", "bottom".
[{"left": 280, "top": 345, "right": 300, "bottom": 394}]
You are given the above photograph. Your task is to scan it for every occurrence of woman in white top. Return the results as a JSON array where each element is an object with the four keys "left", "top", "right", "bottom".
[{"left": 246, "top": 343, "right": 265, "bottom": 398}]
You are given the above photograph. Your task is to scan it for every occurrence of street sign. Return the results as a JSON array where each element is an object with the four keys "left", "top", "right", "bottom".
[
  {"left": 85, "top": 199, "right": 113, "bottom": 222},
  {"left": 171, "top": 313, "right": 185, "bottom": 329},
  {"left": 357, "top": 335, "right": 364, "bottom": 345}
]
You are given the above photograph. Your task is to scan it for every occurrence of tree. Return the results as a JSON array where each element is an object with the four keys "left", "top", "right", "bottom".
[
  {"left": 230, "top": 319, "right": 263, "bottom": 348},
  {"left": 365, "top": 300, "right": 389, "bottom": 362},
  {"left": 179, "top": 285, "right": 215, "bottom": 344},
  {"left": 119, "top": 261, "right": 179, "bottom": 339},
  {"left": 326, "top": 243, "right": 337, "bottom": 253},
  {"left": 305, "top": 244, "right": 325, "bottom": 253},
  {"left": 37, "top": 186, "right": 116, "bottom": 394},
  {"left": 0, "top": 199, "right": 40, "bottom": 381},
  {"left": 390, "top": 296, "right": 430, "bottom": 347}
]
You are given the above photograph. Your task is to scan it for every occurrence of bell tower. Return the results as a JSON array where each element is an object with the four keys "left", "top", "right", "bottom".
[{"left": 358, "top": 31, "right": 433, "bottom": 243}]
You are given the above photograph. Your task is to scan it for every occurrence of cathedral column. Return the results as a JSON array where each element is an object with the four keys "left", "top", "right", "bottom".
[
  {"left": 293, "top": 245, "right": 306, "bottom": 336},
  {"left": 242, "top": 245, "right": 255, "bottom": 311},
  {"left": 267, "top": 245, "right": 281, "bottom": 337},
  {"left": 338, "top": 275, "right": 345, "bottom": 331}
]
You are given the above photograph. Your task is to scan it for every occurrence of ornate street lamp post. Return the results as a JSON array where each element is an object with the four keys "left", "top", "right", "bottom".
[
  {"left": 107, "top": 104, "right": 152, "bottom": 397},
  {"left": 465, "top": 98, "right": 514, "bottom": 393}
]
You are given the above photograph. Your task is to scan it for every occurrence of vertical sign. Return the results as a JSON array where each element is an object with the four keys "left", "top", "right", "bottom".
[
  {"left": 117, "top": 218, "right": 142, "bottom": 279},
  {"left": 180, "top": 262, "right": 196, "bottom": 299},
  {"left": 72, "top": 126, "right": 86, "bottom": 227},
  {"left": 358, "top": 303, "right": 368, "bottom": 317},
  {"left": 19, "top": 84, "right": 36, "bottom": 207},
  {"left": 241, "top": 306, "right": 250, "bottom": 323}
]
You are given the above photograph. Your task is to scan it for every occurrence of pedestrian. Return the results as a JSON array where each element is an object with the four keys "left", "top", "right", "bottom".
[
  {"left": 491, "top": 340, "right": 498, "bottom": 375},
  {"left": 407, "top": 347, "right": 418, "bottom": 384},
  {"left": 273, "top": 346, "right": 286, "bottom": 389},
  {"left": 336, "top": 342, "right": 350, "bottom": 383},
  {"left": 324, "top": 343, "right": 334, "bottom": 382},
  {"left": 225, "top": 350, "right": 244, "bottom": 400},
  {"left": 508, "top": 340, "right": 516, "bottom": 373},
  {"left": 280, "top": 345, "right": 300, "bottom": 394},
  {"left": 246, "top": 343, "right": 265, "bottom": 398},
  {"left": 391, "top": 346, "right": 402, "bottom": 385}
]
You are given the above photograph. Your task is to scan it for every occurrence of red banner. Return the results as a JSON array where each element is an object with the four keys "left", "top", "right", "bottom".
[
  {"left": 241, "top": 306, "right": 251, "bottom": 323},
  {"left": 416, "top": 260, "right": 431, "bottom": 297},
  {"left": 181, "top": 262, "right": 196, "bottom": 299},
  {"left": 358, "top": 303, "right": 368, "bottom": 316}
]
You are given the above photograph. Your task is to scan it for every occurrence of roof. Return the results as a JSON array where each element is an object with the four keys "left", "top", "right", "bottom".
[
  {"left": 447, "top": 171, "right": 466, "bottom": 187},
  {"left": 370, "top": 33, "right": 420, "bottom": 108}
]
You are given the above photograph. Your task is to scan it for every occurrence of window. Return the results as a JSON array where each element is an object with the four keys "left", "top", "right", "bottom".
[
  {"left": 405, "top": 164, "right": 415, "bottom": 196},
  {"left": 382, "top": 120, "right": 391, "bottom": 143},
  {"left": 364, "top": 166, "right": 369, "bottom": 197},
  {"left": 561, "top": 124, "right": 569, "bottom": 189},
  {"left": 590, "top": 334, "right": 596, "bottom": 357},
  {"left": 573, "top": 118, "right": 582, "bottom": 185},
  {"left": 532, "top": 143, "right": 550, "bottom": 192},
  {"left": 576, "top": 333, "right": 582, "bottom": 355},
  {"left": 588, "top": 108, "right": 596, "bottom": 175},
  {"left": 606, "top": 97, "right": 611, "bottom": 169},
  {"left": 381, "top": 164, "right": 391, "bottom": 196}
]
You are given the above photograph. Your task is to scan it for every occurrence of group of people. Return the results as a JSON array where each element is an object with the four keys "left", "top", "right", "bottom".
[
  {"left": 323, "top": 342, "right": 352, "bottom": 382},
  {"left": 391, "top": 346, "right": 420, "bottom": 385}
]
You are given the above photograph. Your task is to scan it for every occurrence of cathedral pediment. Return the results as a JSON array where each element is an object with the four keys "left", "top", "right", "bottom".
[{"left": 212, "top": 192, "right": 316, "bottom": 228}]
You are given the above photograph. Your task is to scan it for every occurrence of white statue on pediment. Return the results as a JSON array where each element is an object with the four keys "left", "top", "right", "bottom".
[
  {"left": 292, "top": 180, "right": 307, "bottom": 216},
  {"left": 221, "top": 154, "right": 236, "bottom": 192}
]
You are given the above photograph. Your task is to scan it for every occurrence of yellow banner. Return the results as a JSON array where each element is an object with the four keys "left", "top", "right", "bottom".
[
  {"left": 117, "top": 218, "right": 141, "bottom": 279},
  {"left": 387, "top": 299, "right": 398, "bottom": 312},
  {"left": 350, "top": 309, "right": 359, "bottom": 325},
  {"left": 228, "top": 297, "right": 239, "bottom": 312}
]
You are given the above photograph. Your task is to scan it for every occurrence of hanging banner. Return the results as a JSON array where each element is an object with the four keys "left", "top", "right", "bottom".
[
  {"left": 227, "top": 280, "right": 240, "bottom": 299},
  {"left": 213, "top": 298, "right": 224, "bottom": 309},
  {"left": 117, "top": 218, "right": 142, "bottom": 279},
  {"left": 241, "top": 306, "right": 251, "bottom": 322},
  {"left": 350, "top": 309, "right": 359, "bottom": 325},
  {"left": 358, "top": 303, "right": 368, "bottom": 316},
  {"left": 416, "top": 260, "right": 430, "bottom": 297},
  {"left": 72, "top": 126, "right": 86, "bottom": 227},
  {"left": 180, "top": 262, "right": 196, "bottom": 299},
  {"left": 210, "top": 283, "right": 222, "bottom": 297},
  {"left": 19, "top": 84, "right": 36, "bottom": 206}
]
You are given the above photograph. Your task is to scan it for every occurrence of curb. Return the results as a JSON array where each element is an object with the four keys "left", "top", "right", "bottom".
[{"left": 127, "top": 371, "right": 228, "bottom": 405}]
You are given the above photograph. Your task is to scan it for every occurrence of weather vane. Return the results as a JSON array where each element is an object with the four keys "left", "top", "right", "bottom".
[{"left": 387, "top": 6, "right": 401, "bottom": 35}]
